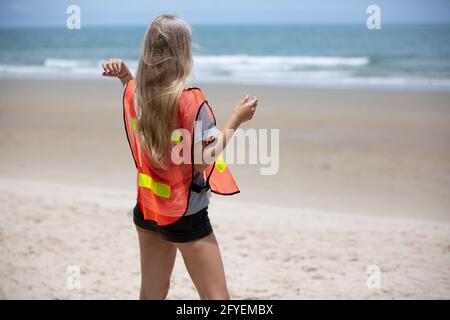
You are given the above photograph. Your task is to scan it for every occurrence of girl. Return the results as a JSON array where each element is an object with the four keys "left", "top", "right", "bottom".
[{"left": 102, "top": 14, "right": 258, "bottom": 300}]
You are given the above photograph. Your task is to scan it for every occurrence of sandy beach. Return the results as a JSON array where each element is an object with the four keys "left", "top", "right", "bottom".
[{"left": 1, "top": 79, "right": 450, "bottom": 299}]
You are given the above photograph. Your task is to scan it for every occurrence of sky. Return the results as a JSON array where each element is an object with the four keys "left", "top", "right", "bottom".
[{"left": 1, "top": 0, "right": 450, "bottom": 27}]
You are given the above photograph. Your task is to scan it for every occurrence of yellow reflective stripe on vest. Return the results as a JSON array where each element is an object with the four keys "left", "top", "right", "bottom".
[
  {"left": 131, "top": 118, "right": 137, "bottom": 132},
  {"left": 171, "top": 130, "right": 183, "bottom": 145},
  {"left": 132, "top": 120, "right": 181, "bottom": 145},
  {"left": 215, "top": 155, "right": 227, "bottom": 173},
  {"left": 138, "top": 173, "right": 171, "bottom": 199}
]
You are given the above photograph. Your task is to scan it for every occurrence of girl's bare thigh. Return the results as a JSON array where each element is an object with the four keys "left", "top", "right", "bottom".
[
  {"left": 174, "top": 232, "right": 230, "bottom": 300},
  {"left": 136, "top": 226, "right": 177, "bottom": 300}
]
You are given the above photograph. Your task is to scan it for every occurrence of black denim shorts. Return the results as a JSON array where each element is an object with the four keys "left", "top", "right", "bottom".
[{"left": 133, "top": 204, "right": 213, "bottom": 243}]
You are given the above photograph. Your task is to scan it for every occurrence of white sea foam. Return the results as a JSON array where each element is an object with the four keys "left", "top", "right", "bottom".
[
  {"left": 44, "top": 58, "right": 84, "bottom": 68},
  {"left": 194, "top": 55, "right": 370, "bottom": 68},
  {"left": 0, "top": 56, "right": 449, "bottom": 89}
]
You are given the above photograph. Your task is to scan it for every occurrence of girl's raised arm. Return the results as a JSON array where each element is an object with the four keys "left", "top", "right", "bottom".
[
  {"left": 101, "top": 58, "right": 133, "bottom": 86},
  {"left": 194, "top": 95, "right": 258, "bottom": 172}
]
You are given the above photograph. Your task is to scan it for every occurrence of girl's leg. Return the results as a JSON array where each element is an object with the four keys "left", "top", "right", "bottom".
[
  {"left": 136, "top": 227, "right": 177, "bottom": 300},
  {"left": 175, "top": 233, "right": 230, "bottom": 300}
]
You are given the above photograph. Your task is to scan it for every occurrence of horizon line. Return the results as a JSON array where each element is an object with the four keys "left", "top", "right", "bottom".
[{"left": 1, "top": 21, "right": 450, "bottom": 29}]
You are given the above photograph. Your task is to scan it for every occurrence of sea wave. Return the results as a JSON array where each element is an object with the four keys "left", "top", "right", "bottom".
[
  {"left": 0, "top": 56, "right": 449, "bottom": 89},
  {"left": 194, "top": 55, "right": 370, "bottom": 68},
  {"left": 44, "top": 58, "right": 86, "bottom": 68},
  {"left": 0, "top": 55, "right": 370, "bottom": 79}
]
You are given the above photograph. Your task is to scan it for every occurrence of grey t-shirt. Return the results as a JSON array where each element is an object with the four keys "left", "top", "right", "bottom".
[{"left": 185, "top": 102, "right": 220, "bottom": 215}]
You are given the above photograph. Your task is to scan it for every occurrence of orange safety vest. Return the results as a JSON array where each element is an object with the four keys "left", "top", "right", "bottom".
[{"left": 123, "top": 79, "right": 239, "bottom": 225}]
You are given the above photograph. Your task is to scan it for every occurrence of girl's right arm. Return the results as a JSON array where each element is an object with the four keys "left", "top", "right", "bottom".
[{"left": 101, "top": 58, "right": 133, "bottom": 87}]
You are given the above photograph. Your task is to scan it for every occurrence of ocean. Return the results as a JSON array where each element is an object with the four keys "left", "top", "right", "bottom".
[{"left": 1, "top": 24, "right": 450, "bottom": 89}]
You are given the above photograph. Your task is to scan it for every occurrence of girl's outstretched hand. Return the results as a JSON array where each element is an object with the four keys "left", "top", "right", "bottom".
[
  {"left": 101, "top": 58, "right": 129, "bottom": 78},
  {"left": 232, "top": 94, "right": 258, "bottom": 124}
]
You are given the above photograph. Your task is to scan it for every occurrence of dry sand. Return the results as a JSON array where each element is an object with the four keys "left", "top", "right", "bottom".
[{"left": 1, "top": 79, "right": 450, "bottom": 299}]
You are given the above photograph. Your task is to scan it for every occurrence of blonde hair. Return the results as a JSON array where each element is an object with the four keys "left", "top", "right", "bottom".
[{"left": 135, "top": 14, "right": 193, "bottom": 168}]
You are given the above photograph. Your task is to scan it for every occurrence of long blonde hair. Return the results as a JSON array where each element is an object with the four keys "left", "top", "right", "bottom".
[{"left": 135, "top": 14, "right": 193, "bottom": 168}]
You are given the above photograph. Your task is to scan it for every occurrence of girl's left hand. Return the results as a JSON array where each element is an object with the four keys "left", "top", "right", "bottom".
[{"left": 101, "top": 58, "right": 129, "bottom": 78}]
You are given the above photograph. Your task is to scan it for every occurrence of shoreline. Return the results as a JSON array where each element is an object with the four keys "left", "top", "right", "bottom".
[{"left": 2, "top": 77, "right": 450, "bottom": 92}]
